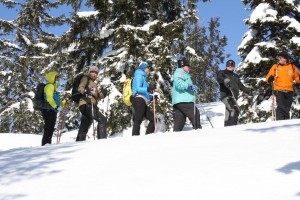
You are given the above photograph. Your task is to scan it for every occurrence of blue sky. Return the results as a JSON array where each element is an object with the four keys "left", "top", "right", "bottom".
[
  {"left": 198, "top": 0, "right": 250, "bottom": 69},
  {"left": 1, "top": 1, "right": 250, "bottom": 69}
]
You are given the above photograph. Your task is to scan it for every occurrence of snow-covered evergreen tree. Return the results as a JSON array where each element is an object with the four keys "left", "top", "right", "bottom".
[
  {"left": 0, "top": 0, "right": 68, "bottom": 133},
  {"left": 185, "top": 18, "right": 227, "bottom": 103},
  {"left": 60, "top": 0, "right": 213, "bottom": 133},
  {"left": 237, "top": 0, "right": 300, "bottom": 123},
  {"left": 0, "top": 0, "right": 226, "bottom": 134}
]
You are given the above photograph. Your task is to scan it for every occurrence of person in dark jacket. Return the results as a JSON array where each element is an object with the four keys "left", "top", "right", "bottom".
[
  {"left": 131, "top": 61, "right": 155, "bottom": 136},
  {"left": 76, "top": 65, "right": 108, "bottom": 141},
  {"left": 217, "top": 60, "right": 252, "bottom": 126},
  {"left": 42, "top": 71, "right": 66, "bottom": 146},
  {"left": 172, "top": 59, "right": 201, "bottom": 131}
]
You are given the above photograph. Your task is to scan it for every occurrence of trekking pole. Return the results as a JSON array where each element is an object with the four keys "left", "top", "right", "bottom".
[
  {"left": 271, "top": 92, "right": 276, "bottom": 121},
  {"left": 106, "top": 90, "right": 110, "bottom": 118},
  {"left": 56, "top": 101, "right": 69, "bottom": 144},
  {"left": 195, "top": 92, "right": 214, "bottom": 128},
  {"left": 91, "top": 98, "right": 96, "bottom": 140},
  {"left": 204, "top": 108, "right": 213, "bottom": 128},
  {"left": 193, "top": 90, "right": 196, "bottom": 129},
  {"left": 228, "top": 87, "right": 240, "bottom": 113},
  {"left": 153, "top": 90, "right": 157, "bottom": 133},
  {"left": 105, "top": 91, "right": 110, "bottom": 137},
  {"left": 270, "top": 82, "right": 276, "bottom": 121}
]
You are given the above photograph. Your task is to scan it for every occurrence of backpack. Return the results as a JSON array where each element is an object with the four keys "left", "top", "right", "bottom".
[
  {"left": 71, "top": 73, "right": 90, "bottom": 105},
  {"left": 123, "top": 78, "right": 133, "bottom": 106},
  {"left": 33, "top": 83, "right": 46, "bottom": 111}
]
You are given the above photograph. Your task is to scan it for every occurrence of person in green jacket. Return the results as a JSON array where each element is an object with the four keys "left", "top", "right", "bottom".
[
  {"left": 42, "top": 71, "right": 65, "bottom": 146},
  {"left": 172, "top": 59, "right": 201, "bottom": 131}
]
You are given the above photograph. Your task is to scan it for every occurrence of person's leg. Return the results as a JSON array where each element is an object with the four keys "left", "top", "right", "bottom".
[
  {"left": 173, "top": 104, "right": 187, "bottom": 132},
  {"left": 275, "top": 91, "right": 286, "bottom": 120},
  {"left": 41, "top": 109, "right": 57, "bottom": 146},
  {"left": 177, "top": 102, "right": 201, "bottom": 130},
  {"left": 282, "top": 91, "right": 293, "bottom": 119},
  {"left": 131, "top": 97, "right": 147, "bottom": 136},
  {"left": 176, "top": 102, "right": 202, "bottom": 129},
  {"left": 76, "top": 104, "right": 93, "bottom": 141},
  {"left": 95, "top": 108, "right": 107, "bottom": 139},
  {"left": 222, "top": 97, "right": 238, "bottom": 126},
  {"left": 145, "top": 105, "right": 154, "bottom": 134}
]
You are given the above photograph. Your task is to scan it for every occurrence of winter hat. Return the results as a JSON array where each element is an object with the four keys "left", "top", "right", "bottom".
[
  {"left": 226, "top": 60, "right": 235, "bottom": 67},
  {"left": 278, "top": 51, "right": 289, "bottom": 60},
  {"left": 88, "top": 65, "right": 99, "bottom": 73},
  {"left": 177, "top": 59, "right": 190, "bottom": 68},
  {"left": 139, "top": 62, "right": 149, "bottom": 70}
]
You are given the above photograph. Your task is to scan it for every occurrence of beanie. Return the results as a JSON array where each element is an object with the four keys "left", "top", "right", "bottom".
[
  {"left": 139, "top": 62, "right": 149, "bottom": 70},
  {"left": 177, "top": 59, "right": 190, "bottom": 68},
  {"left": 88, "top": 65, "right": 99, "bottom": 73},
  {"left": 278, "top": 51, "right": 289, "bottom": 60},
  {"left": 226, "top": 60, "right": 235, "bottom": 67}
]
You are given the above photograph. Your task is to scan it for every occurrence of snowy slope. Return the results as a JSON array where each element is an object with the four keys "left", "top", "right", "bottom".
[{"left": 1, "top": 102, "right": 300, "bottom": 200}]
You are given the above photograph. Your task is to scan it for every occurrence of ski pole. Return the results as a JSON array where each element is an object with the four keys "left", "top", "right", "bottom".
[
  {"left": 194, "top": 90, "right": 196, "bottom": 129},
  {"left": 91, "top": 98, "right": 96, "bottom": 140},
  {"left": 153, "top": 89, "right": 157, "bottom": 133},
  {"left": 195, "top": 93, "right": 214, "bottom": 128},
  {"left": 271, "top": 92, "right": 276, "bottom": 121},
  {"left": 56, "top": 101, "right": 68, "bottom": 144},
  {"left": 228, "top": 87, "right": 240, "bottom": 113}
]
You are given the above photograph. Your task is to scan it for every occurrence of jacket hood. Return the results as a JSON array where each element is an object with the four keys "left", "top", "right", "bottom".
[{"left": 45, "top": 71, "right": 59, "bottom": 84}]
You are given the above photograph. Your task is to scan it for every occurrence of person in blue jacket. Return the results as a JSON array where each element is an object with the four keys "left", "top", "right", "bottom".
[
  {"left": 131, "top": 61, "right": 155, "bottom": 136},
  {"left": 172, "top": 59, "right": 201, "bottom": 131}
]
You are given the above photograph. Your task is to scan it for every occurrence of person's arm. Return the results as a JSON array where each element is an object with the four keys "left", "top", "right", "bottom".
[
  {"left": 78, "top": 76, "right": 89, "bottom": 94},
  {"left": 135, "top": 74, "right": 148, "bottom": 95},
  {"left": 174, "top": 70, "right": 189, "bottom": 91},
  {"left": 292, "top": 64, "right": 300, "bottom": 83},
  {"left": 266, "top": 64, "right": 276, "bottom": 84},
  {"left": 216, "top": 70, "right": 226, "bottom": 84},
  {"left": 238, "top": 78, "right": 252, "bottom": 95}
]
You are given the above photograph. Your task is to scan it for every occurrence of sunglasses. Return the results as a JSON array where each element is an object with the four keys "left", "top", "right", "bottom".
[{"left": 226, "top": 63, "right": 235, "bottom": 67}]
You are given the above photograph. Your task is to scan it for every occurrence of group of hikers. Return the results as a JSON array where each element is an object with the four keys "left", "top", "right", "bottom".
[{"left": 39, "top": 51, "right": 300, "bottom": 146}]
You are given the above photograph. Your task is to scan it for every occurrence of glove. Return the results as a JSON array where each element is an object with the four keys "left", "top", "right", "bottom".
[
  {"left": 147, "top": 84, "right": 156, "bottom": 92},
  {"left": 150, "top": 91, "right": 160, "bottom": 101},
  {"left": 267, "top": 75, "right": 274, "bottom": 84},
  {"left": 188, "top": 84, "right": 199, "bottom": 91},
  {"left": 56, "top": 106, "right": 63, "bottom": 112},
  {"left": 224, "top": 78, "right": 231, "bottom": 88},
  {"left": 84, "top": 87, "right": 94, "bottom": 95},
  {"left": 61, "top": 99, "right": 67, "bottom": 107}
]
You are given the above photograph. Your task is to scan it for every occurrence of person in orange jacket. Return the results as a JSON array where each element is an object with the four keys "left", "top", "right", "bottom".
[{"left": 266, "top": 51, "right": 300, "bottom": 120}]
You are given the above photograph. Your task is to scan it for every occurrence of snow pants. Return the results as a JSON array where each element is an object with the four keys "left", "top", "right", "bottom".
[
  {"left": 131, "top": 96, "right": 155, "bottom": 136},
  {"left": 41, "top": 109, "right": 57, "bottom": 146},
  {"left": 275, "top": 91, "right": 293, "bottom": 120},
  {"left": 222, "top": 96, "right": 239, "bottom": 127},
  {"left": 173, "top": 102, "right": 201, "bottom": 132},
  {"left": 76, "top": 104, "right": 107, "bottom": 141}
]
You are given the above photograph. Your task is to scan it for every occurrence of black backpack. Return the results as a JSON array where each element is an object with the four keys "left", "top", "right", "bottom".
[
  {"left": 71, "top": 73, "right": 90, "bottom": 105},
  {"left": 33, "top": 83, "right": 47, "bottom": 111}
]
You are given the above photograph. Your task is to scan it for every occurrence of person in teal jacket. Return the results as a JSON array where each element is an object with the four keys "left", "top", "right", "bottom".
[
  {"left": 172, "top": 59, "right": 201, "bottom": 131},
  {"left": 42, "top": 71, "right": 65, "bottom": 146}
]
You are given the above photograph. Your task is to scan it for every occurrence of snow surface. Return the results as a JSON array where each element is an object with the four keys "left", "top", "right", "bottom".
[{"left": 1, "top": 102, "right": 300, "bottom": 200}]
